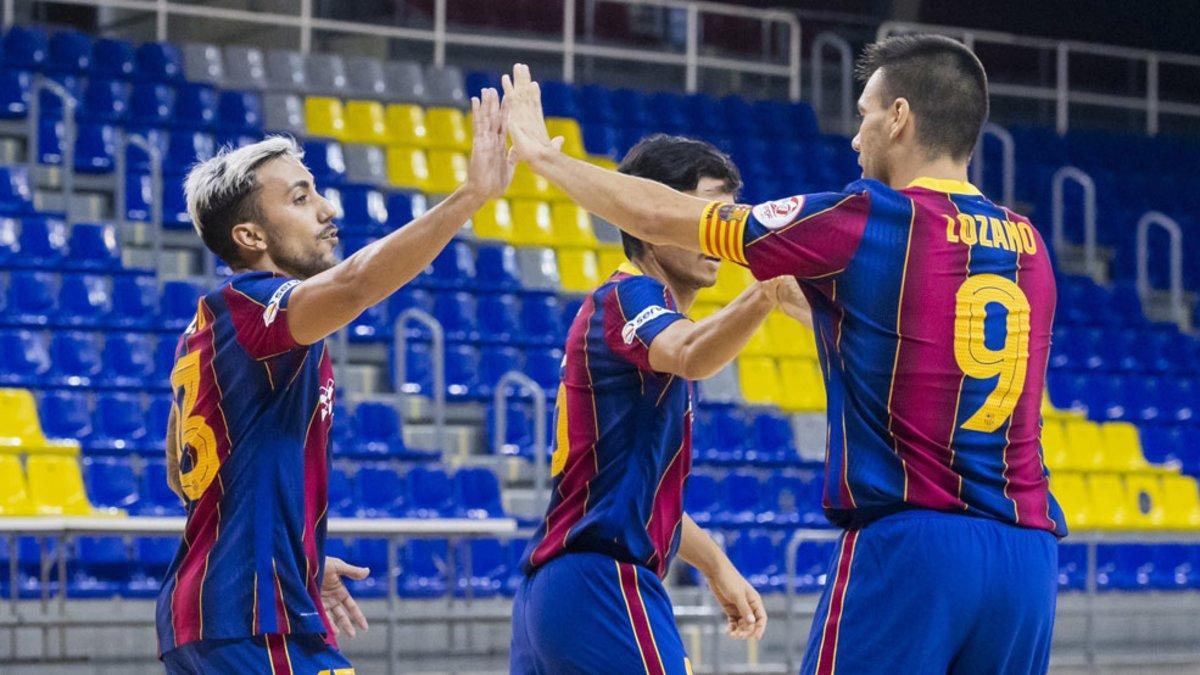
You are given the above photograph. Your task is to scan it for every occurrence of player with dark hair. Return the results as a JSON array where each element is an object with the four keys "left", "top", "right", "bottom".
[
  {"left": 504, "top": 31, "right": 1063, "bottom": 674},
  {"left": 509, "top": 134, "right": 809, "bottom": 674},
  {"left": 155, "top": 89, "right": 512, "bottom": 673}
]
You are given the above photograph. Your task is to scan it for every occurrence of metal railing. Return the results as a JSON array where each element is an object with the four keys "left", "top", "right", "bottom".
[
  {"left": 1136, "top": 211, "right": 1186, "bottom": 326},
  {"left": 392, "top": 308, "right": 446, "bottom": 453},
  {"left": 969, "top": 121, "right": 1014, "bottom": 207},
  {"left": 877, "top": 21, "right": 1200, "bottom": 135},
  {"left": 12, "top": 0, "right": 802, "bottom": 100},
  {"left": 809, "top": 32, "right": 853, "bottom": 136},
  {"left": 492, "top": 370, "right": 549, "bottom": 506},
  {"left": 26, "top": 76, "right": 75, "bottom": 222},
  {"left": 113, "top": 131, "right": 163, "bottom": 274},
  {"left": 1051, "top": 166, "right": 1099, "bottom": 280}
]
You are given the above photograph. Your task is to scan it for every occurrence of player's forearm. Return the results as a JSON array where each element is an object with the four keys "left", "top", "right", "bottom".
[
  {"left": 287, "top": 186, "right": 486, "bottom": 344},
  {"left": 678, "top": 514, "right": 733, "bottom": 578},
  {"left": 651, "top": 282, "right": 774, "bottom": 380},
  {"left": 528, "top": 151, "right": 709, "bottom": 252}
]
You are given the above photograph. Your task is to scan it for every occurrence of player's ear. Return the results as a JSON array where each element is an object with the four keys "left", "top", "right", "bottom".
[
  {"left": 230, "top": 222, "right": 268, "bottom": 255},
  {"left": 888, "top": 97, "right": 911, "bottom": 142}
]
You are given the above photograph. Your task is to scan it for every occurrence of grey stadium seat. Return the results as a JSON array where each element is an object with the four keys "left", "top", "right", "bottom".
[
  {"left": 223, "top": 45, "right": 267, "bottom": 90},
  {"left": 792, "top": 413, "right": 827, "bottom": 463},
  {"left": 263, "top": 93, "right": 306, "bottom": 136},
  {"left": 384, "top": 61, "right": 427, "bottom": 104},
  {"left": 266, "top": 49, "right": 309, "bottom": 93},
  {"left": 345, "top": 56, "right": 387, "bottom": 99},
  {"left": 343, "top": 144, "right": 387, "bottom": 187},
  {"left": 305, "top": 53, "right": 349, "bottom": 97},
  {"left": 182, "top": 43, "right": 225, "bottom": 85},
  {"left": 591, "top": 215, "right": 622, "bottom": 244},
  {"left": 516, "top": 247, "right": 561, "bottom": 291},
  {"left": 698, "top": 363, "right": 743, "bottom": 405},
  {"left": 424, "top": 65, "right": 466, "bottom": 107}
]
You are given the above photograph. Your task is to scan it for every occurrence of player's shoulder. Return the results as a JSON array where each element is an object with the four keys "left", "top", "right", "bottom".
[
  {"left": 223, "top": 271, "right": 301, "bottom": 306},
  {"left": 749, "top": 182, "right": 874, "bottom": 230}
]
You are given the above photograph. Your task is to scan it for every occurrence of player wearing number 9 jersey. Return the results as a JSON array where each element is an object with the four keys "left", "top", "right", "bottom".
[{"left": 502, "top": 33, "right": 1064, "bottom": 675}]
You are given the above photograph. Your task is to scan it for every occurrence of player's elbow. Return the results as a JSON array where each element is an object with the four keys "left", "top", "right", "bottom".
[{"left": 675, "top": 346, "right": 721, "bottom": 381}]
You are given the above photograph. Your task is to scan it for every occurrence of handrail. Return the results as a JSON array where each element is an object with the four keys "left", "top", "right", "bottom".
[
  {"left": 392, "top": 308, "right": 446, "bottom": 453},
  {"left": 18, "top": 0, "right": 802, "bottom": 101},
  {"left": 877, "top": 20, "right": 1200, "bottom": 135},
  {"left": 114, "top": 131, "right": 163, "bottom": 274},
  {"left": 493, "top": 370, "right": 549, "bottom": 506},
  {"left": 1051, "top": 166, "right": 1099, "bottom": 280},
  {"left": 970, "top": 121, "right": 1014, "bottom": 207},
  {"left": 28, "top": 76, "right": 77, "bottom": 223},
  {"left": 810, "top": 32, "right": 853, "bottom": 135},
  {"left": 1136, "top": 211, "right": 1186, "bottom": 326}
]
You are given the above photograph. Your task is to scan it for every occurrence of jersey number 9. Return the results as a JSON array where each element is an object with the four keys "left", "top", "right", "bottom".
[{"left": 953, "top": 274, "right": 1031, "bottom": 433}]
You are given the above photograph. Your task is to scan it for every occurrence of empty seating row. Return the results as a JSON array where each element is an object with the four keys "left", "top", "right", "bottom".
[
  {"left": 684, "top": 470, "right": 829, "bottom": 530},
  {"left": 0, "top": 329, "right": 174, "bottom": 392},
  {"left": 1048, "top": 370, "right": 1200, "bottom": 425},
  {"left": 0, "top": 271, "right": 199, "bottom": 331},
  {"left": 1052, "top": 471, "right": 1200, "bottom": 530},
  {"left": 0, "top": 453, "right": 100, "bottom": 515}
]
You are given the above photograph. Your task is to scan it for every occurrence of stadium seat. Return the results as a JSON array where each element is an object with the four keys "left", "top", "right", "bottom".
[
  {"left": 718, "top": 471, "right": 767, "bottom": 527},
  {"left": 160, "top": 280, "right": 202, "bottom": 330},
  {"left": 470, "top": 199, "right": 514, "bottom": 241},
  {"left": 263, "top": 93, "right": 305, "bottom": 135},
  {"left": 454, "top": 468, "right": 505, "bottom": 519},
  {"left": 737, "top": 357, "right": 783, "bottom": 407},
  {"left": 345, "top": 55, "right": 387, "bottom": 98},
  {"left": 306, "top": 53, "right": 348, "bottom": 96},
  {"left": 48, "top": 331, "right": 103, "bottom": 386},
  {"left": 476, "top": 293, "right": 519, "bottom": 343},
  {"left": 545, "top": 117, "right": 586, "bottom": 158},
  {"left": 173, "top": 83, "right": 218, "bottom": 131},
  {"left": 69, "top": 535, "right": 130, "bottom": 597},
  {"left": 343, "top": 144, "right": 388, "bottom": 187},
  {"left": 27, "top": 455, "right": 97, "bottom": 515},
  {"left": 350, "top": 401, "right": 408, "bottom": 459},
  {"left": 425, "top": 107, "right": 470, "bottom": 151},
  {"left": 338, "top": 184, "right": 388, "bottom": 233},
  {"left": 47, "top": 29, "right": 91, "bottom": 74},
  {"left": 510, "top": 200, "right": 554, "bottom": 246},
  {"left": 92, "top": 38, "right": 136, "bottom": 80},
  {"left": 0, "top": 454, "right": 34, "bottom": 514},
  {"left": 354, "top": 465, "right": 406, "bottom": 517},
  {"left": 455, "top": 538, "right": 507, "bottom": 598},
  {"left": 181, "top": 43, "right": 224, "bottom": 85},
  {"left": 134, "top": 42, "right": 184, "bottom": 83},
  {"left": 778, "top": 359, "right": 826, "bottom": 412},
  {"left": 386, "top": 146, "right": 428, "bottom": 190},
  {"left": 405, "top": 467, "right": 455, "bottom": 518},
  {"left": 506, "top": 163, "right": 553, "bottom": 200},
  {"left": 1098, "top": 422, "right": 1152, "bottom": 471},
  {"left": 0, "top": 329, "right": 51, "bottom": 387},
  {"left": 519, "top": 294, "right": 564, "bottom": 347},
  {"left": 1161, "top": 475, "right": 1200, "bottom": 529},
  {"left": 127, "top": 537, "right": 177, "bottom": 597},
  {"left": 515, "top": 248, "right": 561, "bottom": 292},
  {"left": 386, "top": 191, "right": 427, "bottom": 229},
  {"left": 475, "top": 243, "right": 522, "bottom": 291},
  {"left": 39, "top": 390, "right": 92, "bottom": 441},
  {"left": 100, "top": 332, "right": 156, "bottom": 389},
  {"left": 265, "top": 49, "right": 308, "bottom": 92},
  {"left": 344, "top": 100, "right": 387, "bottom": 144},
  {"left": 383, "top": 61, "right": 427, "bottom": 104},
  {"left": 424, "top": 65, "right": 466, "bottom": 107},
  {"left": 399, "top": 539, "right": 450, "bottom": 598},
  {"left": 428, "top": 241, "right": 476, "bottom": 289},
  {"left": 426, "top": 150, "right": 467, "bottom": 194},
  {"left": 550, "top": 203, "right": 598, "bottom": 248},
  {"left": 87, "top": 393, "right": 149, "bottom": 455},
  {"left": 17, "top": 216, "right": 69, "bottom": 269},
  {"left": 223, "top": 45, "right": 267, "bottom": 90},
  {"left": 67, "top": 223, "right": 121, "bottom": 271},
  {"left": 305, "top": 96, "right": 346, "bottom": 140},
  {"left": 136, "top": 460, "right": 184, "bottom": 516},
  {"left": 444, "top": 343, "right": 484, "bottom": 400},
  {"left": 522, "top": 348, "right": 562, "bottom": 396},
  {"left": 82, "top": 456, "right": 140, "bottom": 512},
  {"left": 557, "top": 249, "right": 600, "bottom": 293},
  {"left": 727, "top": 533, "right": 784, "bottom": 593},
  {"left": 0, "top": 166, "right": 34, "bottom": 215},
  {"left": 217, "top": 89, "right": 263, "bottom": 135},
  {"left": 79, "top": 78, "right": 130, "bottom": 124}
]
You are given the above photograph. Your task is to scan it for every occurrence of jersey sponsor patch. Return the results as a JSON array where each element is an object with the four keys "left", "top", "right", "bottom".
[
  {"left": 263, "top": 280, "right": 301, "bottom": 327},
  {"left": 752, "top": 195, "right": 805, "bottom": 230},
  {"left": 622, "top": 305, "right": 671, "bottom": 345}
]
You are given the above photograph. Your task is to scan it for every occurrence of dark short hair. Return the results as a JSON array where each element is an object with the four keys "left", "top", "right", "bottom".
[
  {"left": 855, "top": 33, "right": 988, "bottom": 161},
  {"left": 616, "top": 134, "right": 741, "bottom": 261}
]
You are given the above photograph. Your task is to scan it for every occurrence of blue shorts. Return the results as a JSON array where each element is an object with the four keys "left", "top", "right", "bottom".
[
  {"left": 163, "top": 633, "right": 353, "bottom": 674},
  {"left": 801, "top": 510, "right": 1058, "bottom": 675},
  {"left": 510, "top": 552, "right": 692, "bottom": 675}
]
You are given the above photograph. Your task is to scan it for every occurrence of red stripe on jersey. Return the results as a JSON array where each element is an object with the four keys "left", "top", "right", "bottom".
[
  {"left": 171, "top": 300, "right": 233, "bottom": 645},
  {"left": 643, "top": 408, "right": 692, "bottom": 577},
  {"left": 265, "top": 633, "right": 293, "bottom": 675},
  {"left": 529, "top": 296, "right": 602, "bottom": 567},
  {"left": 815, "top": 530, "right": 859, "bottom": 675},
  {"left": 1001, "top": 209, "right": 1058, "bottom": 531},
  {"left": 888, "top": 193, "right": 968, "bottom": 511},
  {"left": 222, "top": 284, "right": 298, "bottom": 360},
  {"left": 273, "top": 561, "right": 291, "bottom": 634},
  {"left": 618, "top": 562, "right": 667, "bottom": 675},
  {"left": 302, "top": 347, "right": 335, "bottom": 637}
]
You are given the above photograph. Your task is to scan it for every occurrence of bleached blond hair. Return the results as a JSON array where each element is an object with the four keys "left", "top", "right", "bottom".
[{"left": 183, "top": 135, "right": 304, "bottom": 265}]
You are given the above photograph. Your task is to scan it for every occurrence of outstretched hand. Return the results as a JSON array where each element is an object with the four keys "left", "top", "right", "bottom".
[
  {"left": 321, "top": 556, "right": 370, "bottom": 639},
  {"left": 464, "top": 87, "right": 514, "bottom": 200},
  {"left": 500, "top": 63, "right": 564, "bottom": 166}
]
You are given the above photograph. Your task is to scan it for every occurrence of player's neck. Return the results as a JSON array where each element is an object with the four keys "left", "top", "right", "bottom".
[
  {"left": 888, "top": 155, "right": 970, "bottom": 191},
  {"left": 630, "top": 257, "right": 697, "bottom": 312}
]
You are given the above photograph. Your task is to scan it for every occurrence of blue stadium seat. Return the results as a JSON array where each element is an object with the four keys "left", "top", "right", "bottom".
[
  {"left": 0, "top": 69, "right": 29, "bottom": 120},
  {"left": 539, "top": 80, "right": 580, "bottom": 119},
  {"left": 1, "top": 25, "right": 46, "bottom": 70},
  {"left": 475, "top": 243, "right": 522, "bottom": 292},
  {"left": 79, "top": 78, "right": 130, "bottom": 124},
  {"left": 479, "top": 345, "right": 525, "bottom": 399},
  {"left": 751, "top": 411, "right": 799, "bottom": 466},
  {"left": 1148, "top": 544, "right": 1197, "bottom": 591},
  {"left": 793, "top": 541, "right": 836, "bottom": 592},
  {"left": 17, "top": 216, "right": 68, "bottom": 269},
  {"left": 127, "top": 537, "right": 177, "bottom": 597},
  {"left": 338, "top": 184, "right": 388, "bottom": 234},
  {"left": 218, "top": 90, "right": 263, "bottom": 134},
  {"left": 135, "top": 42, "right": 184, "bottom": 83},
  {"left": 349, "top": 401, "right": 408, "bottom": 459},
  {"left": 47, "top": 30, "right": 92, "bottom": 74},
  {"left": 647, "top": 92, "right": 688, "bottom": 134},
  {"left": 454, "top": 468, "right": 504, "bottom": 519},
  {"left": 303, "top": 139, "right": 346, "bottom": 187},
  {"left": 328, "top": 401, "right": 353, "bottom": 457},
  {"left": 0, "top": 166, "right": 33, "bottom": 215},
  {"left": 433, "top": 291, "right": 480, "bottom": 343},
  {"left": 464, "top": 70, "right": 502, "bottom": 99},
  {"left": 69, "top": 536, "right": 129, "bottom": 598},
  {"left": 129, "top": 82, "right": 175, "bottom": 128},
  {"left": 395, "top": 340, "right": 433, "bottom": 395},
  {"left": 344, "top": 538, "right": 390, "bottom": 599},
  {"left": 399, "top": 539, "right": 449, "bottom": 598},
  {"left": 477, "top": 293, "right": 521, "bottom": 344},
  {"left": 58, "top": 274, "right": 111, "bottom": 326},
  {"left": 385, "top": 191, "right": 425, "bottom": 229},
  {"left": 174, "top": 81, "right": 217, "bottom": 131},
  {"left": 92, "top": 38, "right": 135, "bottom": 80},
  {"left": 0, "top": 328, "right": 50, "bottom": 386},
  {"left": 761, "top": 475, "right": 804, "bottom": 528},
  {"left": 1057, "top": 543, "right": 1087, "bottom": 591},
  {"left": 328, "top": 468, "right": 356, "bottom": 517},
  {"left": 610, "top": 88, "right": 652, "bottom": 130},
  {"left": 48, "top": 330, "right": 102, "bottom": 386},
  {"left": 101, "top": 332, "right": 156, "bottom": 389},
  {"left": 581, "top": 123, "right": 619, "bottom": 158},
  {"left": 455, "top": 538, "right": 506, "bottom": 598},
  {"left": 109, "top": 275, "right": 157, "bottom": 330},
  {"left": 727, "top": 533, "right": 784, "bottom": 593},
  {"left": 2, "top": 270, "right": 57, "bottom": 326},
  {"left": 83, "top": 456, "right": 140, "bottom": 511},
  {"left": 519, "top": 294, "right": 563, "bottom": 347},
  {"left": 683, "top": 473, "right": 720, "bottom": 526},
  {"left": 136, "top": 460, "right": 185, "bottom": 516},
  {"left": 523, "top": 347, "right": 563, "bottom": 396},
  {"left": 354, "top": 464, "right": 406, "bottom": 517},
  {"left": 578, "top": 84, "right": 616, "bottom": 126},
  {"left": 1096, "top": 544, "right": 1144, "bottom": 591},
  {"left": 444, "top": 343, "right": 483, "bottom": 400},
  {"left": 67, "top": 222, "right": 122, "bottom": 271},
  {"left": 717, "top": 471, "right": 766, "bottom": 527},
  {"left": 88, "top": 392, "right": 150, "bottom": 455},
  {"left": 694, "top": 408, "right": 750, "bottom": 465},
  {"left": 161, "top": 173, "right": 191, "bottom": 227},
  {"left": 718, "top": 95, "right": 753, "bottom": 135},
  {"left": 405, "top": 467, "right": 455, "bottom": 518},
  {"left": 488, "top": 401, "right": 535, "bottom": 457},
  {"left": 159, "top": 280, "right": 202, "bottom": 330},
  {"left": 165, "top": 130, "right": 215, "bottom": 170},
  {"left": 39, "top": 389, "right": 92, "bottom": 440},
  {"left": 428, "top": 241, "right": 476, "bottom": 290}
]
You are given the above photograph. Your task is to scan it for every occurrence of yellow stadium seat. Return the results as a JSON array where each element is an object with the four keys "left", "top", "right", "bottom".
[
  {"left": 426, "top": 150, "right": 467, "bottom": 194},
  {"left": 1085, "top": 473, "right": 1130, "bottom": 529},
  {"left": 0, "top": 455, "right": 34, "bottom": 515},
  {"left": 386, "top": 146, "right": 429, "bottom": 190},
  {"left": 688, "top": 303, "right": 720, "bottom": 322},
  {"left": 507, "top": 163, "right": 553, "bottom": 200},
  {"left": 1040, "top": 420, "right": 1070, "bottom": 471},
  {"left": 471, "top": 199, "right": 514, "bottom": 242},
  {"left": 778, "top": 358, "right": 826, "bottom": 412},
  {"left": 597, "top": 248, "right": 626, "bottom": 276},
  {"left": 1098, "top": 422, "right": 1152, "bottom": 472},
  {"left": 1122, "top": 474, "right": 1166, "bottom": 529},
  {"left": 697, "top": 263, "right": 753, "bottom": 304},
  {"left": 742, "top": 322, "right": 773, "bottom": 357},
  {"left": 1063, "top": 418, "right": 1105, "bottom": 471},
  {"left": 27, "top": 455, "right": 101, "bottom": 516},
  {"left": 1050, "top": 473, "right": 1090, "bottom": 530},
  {"left": 510, "top": 199, "right": 555, "bottom": 247},
  {"left": 558, "top": 249, "right": 601, "bottom": 293},
  {"left": 766, "top": 311, "right": 817, "bottom": 358},
  {"left": 343, "top": 100, "right": 388, "bottom": 143},
  {"left": 0, "top": 388, "right": 78, "bottom": 456},
  {"left": 737, "top": 357, "right": 783, "bottom": 407},
  {"left": 588, "top": 155, "right": 618, "bottom": 171},
  {"left": 386, "top": 103, "right": 428, "bottom": 147},
  {"left": 546, "top": 117, "right": 586, "bottom": 158},
  {"left": 425, "top": 107, "right": 470, "bottom": 151},
  {"left": 550, "top": 203, "right": 598, "bottom": 248},
  {"left": 305, "top": 96, "right": 346, "bottom": 140},
  {"left": 1161, "top": 474, "right": 1200, "bottom": 529}
]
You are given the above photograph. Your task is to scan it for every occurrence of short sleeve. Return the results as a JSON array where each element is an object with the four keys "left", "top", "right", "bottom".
[
  {"left": 602, "top": 276, "right": 688, "bottom": 371},
  {"left": 220, "top": 273, "right": 304, "bottom": 360},
  {"left": 698, "top": 189, "right": 871, "bottom": 281}
]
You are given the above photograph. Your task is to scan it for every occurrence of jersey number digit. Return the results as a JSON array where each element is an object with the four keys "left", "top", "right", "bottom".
[
  {"left": 171, "top": 349, "right": 220, "bottom": 500},
  {"left": 953, "top": 274, "right": 1031, "bottom": 433}
]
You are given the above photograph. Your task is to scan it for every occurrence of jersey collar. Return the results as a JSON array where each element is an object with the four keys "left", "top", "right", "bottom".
[{"left": 906, "top": 177, "right": 982, "bottom": 196}]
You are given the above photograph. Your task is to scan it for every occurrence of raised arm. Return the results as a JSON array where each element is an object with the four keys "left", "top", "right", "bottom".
[
  {"left": 285, "top": 88, "right": 513, "bottom": 345},
  {"left": 502, "top": 65, "right": 708, "bottom": 253}
]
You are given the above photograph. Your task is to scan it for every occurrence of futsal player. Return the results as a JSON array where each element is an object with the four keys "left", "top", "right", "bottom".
[{"left": 502, "top": 34, "right": 1065, "bottom": 674}]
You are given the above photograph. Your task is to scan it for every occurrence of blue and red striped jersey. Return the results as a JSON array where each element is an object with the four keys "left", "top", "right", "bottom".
[
  {"left": 700, "top": 177, "right": 1066, "bottom": 536},
  {"left": 521, "top": 263, "right": 694, "bottom": 578},
  {"left": 155, "top": 271, "right": 336, "bottom": 653}
]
